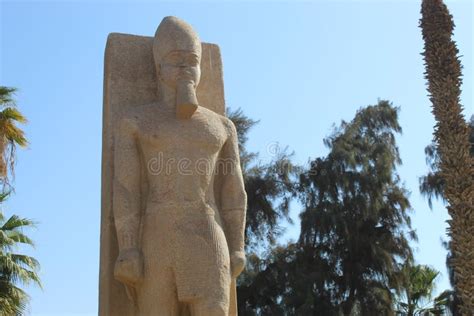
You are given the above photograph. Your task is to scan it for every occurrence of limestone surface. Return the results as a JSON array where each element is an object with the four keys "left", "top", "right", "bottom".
[{"left": 99, "top": 16, "right": 246, "bottom": 316}]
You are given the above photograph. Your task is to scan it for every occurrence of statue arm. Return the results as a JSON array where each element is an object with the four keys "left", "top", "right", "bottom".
[
  {"left": 113, "top": 118, "right": 141, "bottom": 251},
  {"left": 219, "top": 121, "right": 247, "bottom": 276},
  {"left": 112, "top": 118, "right": 143, "bottom": 290}
]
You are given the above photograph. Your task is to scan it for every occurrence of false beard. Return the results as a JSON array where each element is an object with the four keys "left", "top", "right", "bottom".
[{"left": 176, "top": 80, "right": 199, "bottom": 119}]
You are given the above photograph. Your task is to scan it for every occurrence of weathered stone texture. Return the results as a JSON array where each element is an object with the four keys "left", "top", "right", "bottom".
[{"left": 99, "top": 17, "right": 246, "bottom": 316}]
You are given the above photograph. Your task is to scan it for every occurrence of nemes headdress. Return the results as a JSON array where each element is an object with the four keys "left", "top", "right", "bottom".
[
  {"left": 153, "top": 16, "right": 202, "bottom": 65},
  {"left": 153, "top": 16, "right": 202, "bottom": 119}
]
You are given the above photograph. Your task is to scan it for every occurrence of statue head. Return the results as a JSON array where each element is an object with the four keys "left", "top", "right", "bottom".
[{"left": 153, "top": 16, "right": 202, "bottom": 119}]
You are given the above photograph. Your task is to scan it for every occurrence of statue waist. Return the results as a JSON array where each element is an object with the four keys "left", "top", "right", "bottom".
[{"left": 145, "top": 199, "right": 218, "bottom": 216}]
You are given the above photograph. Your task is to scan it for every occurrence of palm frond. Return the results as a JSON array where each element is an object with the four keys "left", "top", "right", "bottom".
[
  {"left": 0, "top": 108, "right": 27, "bottom": 124},
  {"left": 1, "top": 120, "right": 28, "bottom": 147},
  {"left": 0, "top": 254, "right": 41, "bottom": 287},
  {"left": 0, "top": 87, "right": 17, "bottom": 107},
  {"left": 1, "top": 215, "right": 35, "bottom": 232}
]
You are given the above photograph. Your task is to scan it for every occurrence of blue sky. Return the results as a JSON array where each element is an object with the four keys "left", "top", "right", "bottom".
[{"left": 1, "top": 0, "right": 472, "bottom": 315}]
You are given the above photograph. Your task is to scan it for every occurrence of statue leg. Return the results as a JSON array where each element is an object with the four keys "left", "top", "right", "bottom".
[
  {"left": 137, "top": 266, "right": 179, "bottom": 315},
  {"left": 137, "top": 211, "right": 180, "bottom": 315},
  {"left": 175, "top": 214, "right": 231, "bottom": 316}
]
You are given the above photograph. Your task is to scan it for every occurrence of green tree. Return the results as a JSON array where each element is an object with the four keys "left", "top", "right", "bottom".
[
  {"left": 297, "top": 100, "right": 415, "bottom": 315},
  {"left": 235, "top": 101, "right": 416, "bottom": 315},
  {"left": 396, "top": 263, "right": 442, "bottom": 316},
  {"left": 420, "top": 1, "right": 474, "bottom": 313}
]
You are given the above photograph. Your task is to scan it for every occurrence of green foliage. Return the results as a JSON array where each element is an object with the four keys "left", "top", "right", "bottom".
[
  {"left": 0, "top": 88, "right": 17, "bottom": 106},
  {"left": 236, "top": 101, "right": 416, "bottom": 315},
  {"left": 296, "top": 100, "right": 414, "bottom": 315},
  {"left": 395, "top": 263, "right": 454, "bottom": 316},
  {"left": 0, "top": 86, "right": 39, "bottom": 315},
  {"left": 0, "top": 193, "right": 41, "bottom": 316}
]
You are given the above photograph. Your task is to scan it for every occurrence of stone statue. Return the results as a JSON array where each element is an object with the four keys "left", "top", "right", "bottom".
[{"left": 99, "top": 17, "right": 247, "bottom": 316}]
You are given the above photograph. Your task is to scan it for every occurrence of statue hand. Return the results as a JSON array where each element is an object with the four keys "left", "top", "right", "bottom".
[
  {"left": 114, "top": 248, "right": 144, "bottom": 287},
  {"left": 230, "top": 251, "right": 246, "bottom": 278}
]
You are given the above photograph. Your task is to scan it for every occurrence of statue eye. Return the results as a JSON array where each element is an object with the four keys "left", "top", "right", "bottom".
[{"left": 171, "top": 58, "right": 183, "bottom": 66}]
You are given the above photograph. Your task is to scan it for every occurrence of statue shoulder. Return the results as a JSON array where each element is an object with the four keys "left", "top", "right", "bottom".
[
  {"left": 196, "top": 106, "right": 233, "bottom": 132},
  {"left": 201, "top": 108, "right": 237, "bottom": 139},
  {"left": 220, "top": 115, "right": 238, "bottom": 140}
]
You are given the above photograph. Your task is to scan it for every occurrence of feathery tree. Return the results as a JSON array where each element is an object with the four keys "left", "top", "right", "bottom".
[
  {"left": 235, "top": 101, "right": 416, "bottom": 315},
  {"left": 420, "top": 1, "right": 474, "bottom": 313},
  {"left": 298, "top": 100, "right": 415, "bottom": 315}
]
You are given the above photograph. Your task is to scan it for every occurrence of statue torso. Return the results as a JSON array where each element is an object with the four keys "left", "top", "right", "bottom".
[{"left": 130, "top": 103, "right": 229, "bottom": 208}]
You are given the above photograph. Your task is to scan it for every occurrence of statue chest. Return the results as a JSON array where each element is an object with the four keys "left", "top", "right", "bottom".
[{"left": 138, "top": 112, "right": 227, "bottom": 158}]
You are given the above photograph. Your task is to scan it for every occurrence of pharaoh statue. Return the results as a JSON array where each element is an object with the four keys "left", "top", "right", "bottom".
[{"left": 99, "top": 17, "right": 247, "bottom": 316}]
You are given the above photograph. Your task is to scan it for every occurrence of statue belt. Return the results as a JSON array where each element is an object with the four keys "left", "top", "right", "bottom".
[{"left": 145, "top": 200, "right": 216, "bottom": 216}]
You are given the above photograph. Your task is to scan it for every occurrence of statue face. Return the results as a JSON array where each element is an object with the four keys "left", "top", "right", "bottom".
[{"left": 159, "top": 50, "right": 201, "bottom": 90}]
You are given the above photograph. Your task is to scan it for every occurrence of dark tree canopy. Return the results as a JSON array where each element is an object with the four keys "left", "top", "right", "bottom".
[
  {"left": 235, "top": 101, "right": 415, "bottom": 316},
  {"left": 297, "top": 100, "right": 414, "bottom": 315}
]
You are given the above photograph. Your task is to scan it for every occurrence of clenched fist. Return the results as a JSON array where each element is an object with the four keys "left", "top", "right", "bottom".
[
  {"left": 230, "top": 251, "right": 246, "bottom": 278},
  {"left": 114, "top": 248, "right": 144, "bottom": 287}
]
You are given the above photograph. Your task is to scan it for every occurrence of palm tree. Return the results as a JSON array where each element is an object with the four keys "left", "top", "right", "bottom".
[
  {"left": 420, "top": 117, "right": 474, "bottom": 211},
  {"left": 0, "top": 86, "right": 39, "bottom": 315},
  {"left": 0, "top": 86, "right": 28, "bottom": 188},
  {"left": 419, "top": 118, "right": 473, "bottom": 315},
  {"left": 420, "top": 1, "right": 474, "bottom": 314},
  {"left": 0, "top": 192, "right": 41, "bottom": 316},
  {"left": 396, "top": 263, "right": 440, "bottom": 316}
]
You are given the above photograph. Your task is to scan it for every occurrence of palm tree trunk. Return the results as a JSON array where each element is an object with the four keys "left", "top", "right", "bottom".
[{"left": 420, "top": 1, "right": 474, "bottom": 314}]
